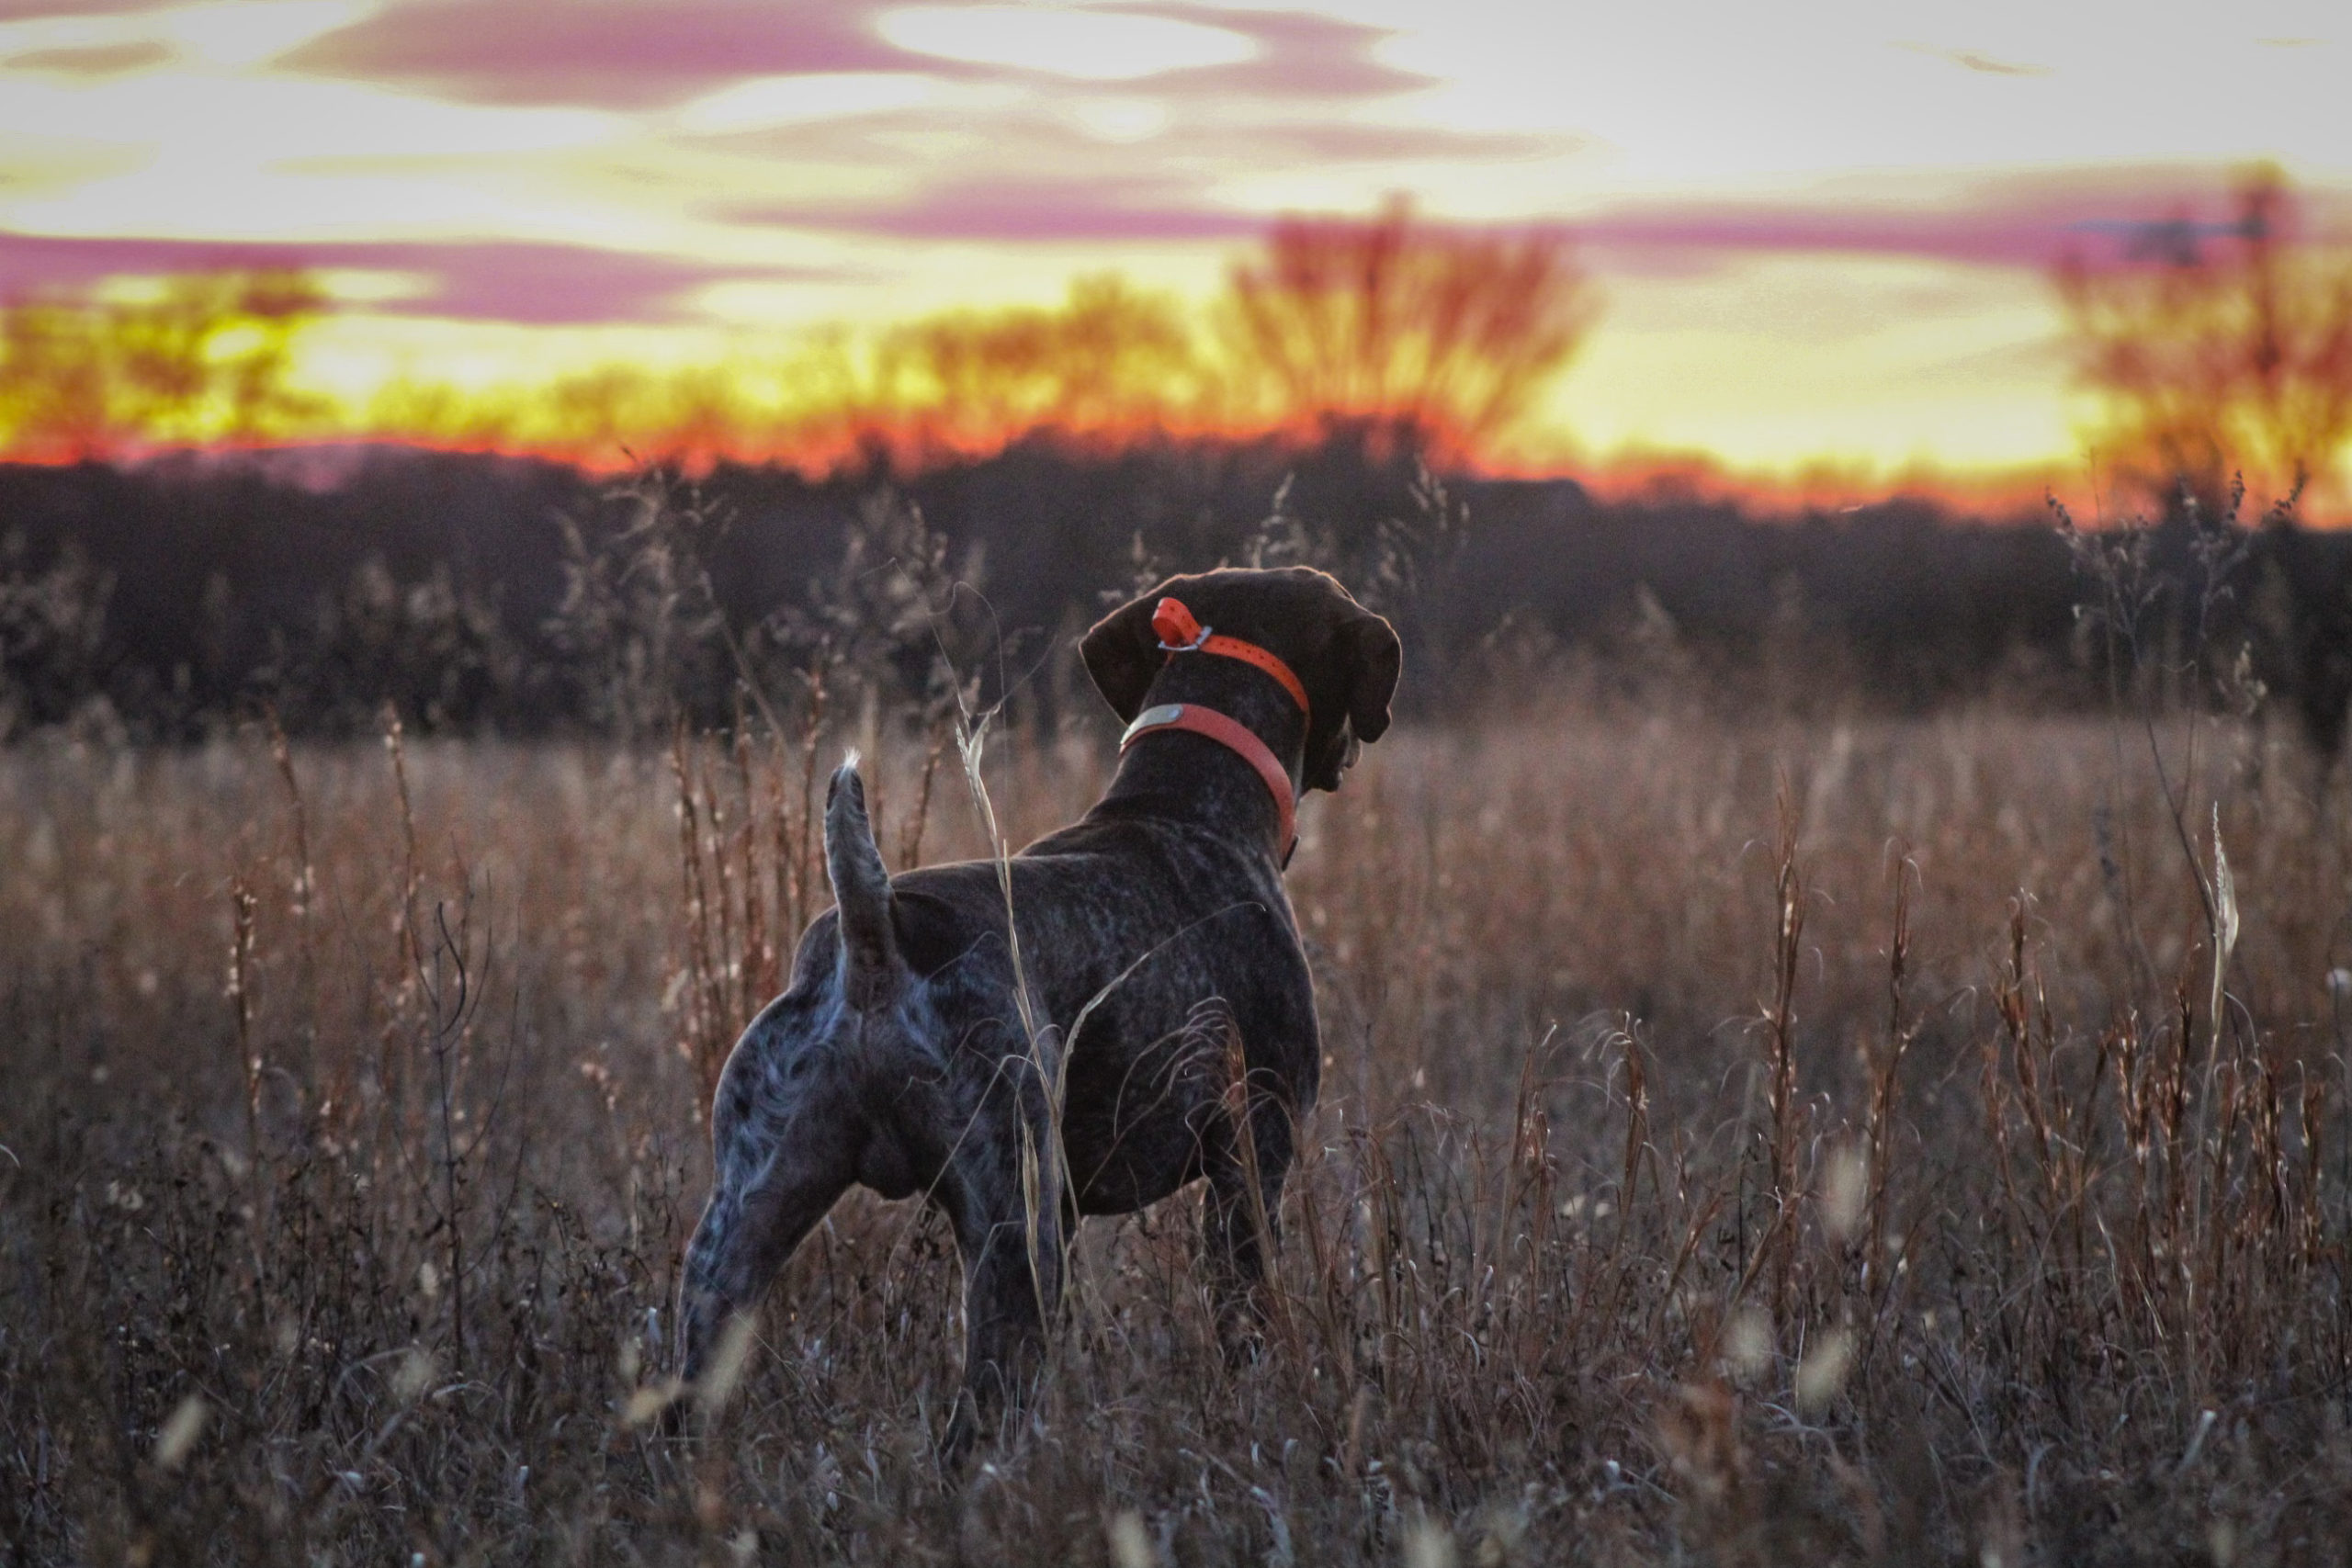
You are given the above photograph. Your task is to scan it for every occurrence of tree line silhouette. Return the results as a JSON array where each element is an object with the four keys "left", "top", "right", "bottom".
[{"left": 4, "top": 432, "right": 2347, "bottom": 760}]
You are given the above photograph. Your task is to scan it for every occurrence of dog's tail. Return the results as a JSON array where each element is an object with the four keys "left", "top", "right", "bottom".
[{"left": 825, "top": 754, "right": 901, "bottom": 1007}]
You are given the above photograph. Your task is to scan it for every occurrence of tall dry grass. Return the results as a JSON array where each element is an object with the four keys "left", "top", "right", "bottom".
[{"left": 3, "top": 696, "right": 2348, "bottom": 1563}]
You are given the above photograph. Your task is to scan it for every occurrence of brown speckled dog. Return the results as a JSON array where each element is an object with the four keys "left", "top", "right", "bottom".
[{"left": 677, "top": 567, "right": 1400, "bottom": 1457}]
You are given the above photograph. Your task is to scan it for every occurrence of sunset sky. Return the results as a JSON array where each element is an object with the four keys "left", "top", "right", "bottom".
[{"left": 2, "top": 0, "right": 2346, "bottom": 482}]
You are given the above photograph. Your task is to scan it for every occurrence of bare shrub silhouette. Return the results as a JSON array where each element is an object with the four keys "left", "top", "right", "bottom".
[
  {"left": 2057, "top": 164, "right": 2352, "bottom": 516},
  {"left": 1224, "top": 196, "right": 1600, "bottom": 461}
]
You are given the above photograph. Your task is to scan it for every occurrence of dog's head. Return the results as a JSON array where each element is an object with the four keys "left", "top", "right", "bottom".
[{"left": 1081, "top": 566, "right": 1402, "bottom": 793}]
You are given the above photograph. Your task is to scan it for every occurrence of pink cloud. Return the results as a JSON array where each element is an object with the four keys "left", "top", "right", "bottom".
[
  {"left": 275, "top": 0, "right": 910, "bottom": 109},
  {"left": 1566, "top": 168, "right": 2352, "bottom": 276},
  {"left": 273, "top": 0, "right": 1431, "bottom": 111},
  {"left": 0, "top": 231, "right": 831, "bottom": 322},
  {"left": 735, "top": 164, "right": 2348, "bottom": 275}
]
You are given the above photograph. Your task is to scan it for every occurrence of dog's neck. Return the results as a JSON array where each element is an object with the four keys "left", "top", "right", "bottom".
[{"left": 1090, "top": 664, "right": 1307, "bottom": 860}]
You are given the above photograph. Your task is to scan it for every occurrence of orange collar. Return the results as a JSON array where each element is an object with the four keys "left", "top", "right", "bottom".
[
  {"left": 1120, "top": 702, "right": 1298, "bottom": 864},
  {"left": 1151, "top": 597, "right": 1310, "bottom": 716}
]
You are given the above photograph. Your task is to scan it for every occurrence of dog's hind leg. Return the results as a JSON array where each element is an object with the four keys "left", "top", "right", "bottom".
[
  {"left": 938, "top": 1052, "right": 1067, "bottom": 1465},
  {"left": 678, "top": 1130, "right": 852, "bottom": 1392}
]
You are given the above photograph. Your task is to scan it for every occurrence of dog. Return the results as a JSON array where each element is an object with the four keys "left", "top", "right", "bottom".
[{"left": 676, "top": 566, "right": 1400, "bottom": 1456}]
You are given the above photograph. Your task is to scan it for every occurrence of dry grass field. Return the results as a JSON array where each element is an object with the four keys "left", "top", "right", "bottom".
[{"left": 4, "top": 696, "right": 2349, "bottom": 1564}]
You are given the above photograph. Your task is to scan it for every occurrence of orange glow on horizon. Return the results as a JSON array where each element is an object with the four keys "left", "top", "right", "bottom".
[{"left": 0, "top": 402, "right": 2101, "bottom": 528}]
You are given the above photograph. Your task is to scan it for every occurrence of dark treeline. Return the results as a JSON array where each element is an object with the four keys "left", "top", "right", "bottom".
[{"left": 3, "top": 434, "right": 2348, "bottom": 755}]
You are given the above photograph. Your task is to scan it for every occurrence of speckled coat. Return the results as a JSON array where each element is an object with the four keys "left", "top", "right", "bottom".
[{"left": 677, "top": 567, "right": 1402, "bottom": 1457}]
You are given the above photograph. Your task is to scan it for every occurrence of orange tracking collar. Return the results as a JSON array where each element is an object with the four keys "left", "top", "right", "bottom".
[
  {"left": 1118, "top": 597, "right": 1307, "bottom": 864},
  {"left": 1148, "top": 597, "right": 1311, "bottom": 716}
]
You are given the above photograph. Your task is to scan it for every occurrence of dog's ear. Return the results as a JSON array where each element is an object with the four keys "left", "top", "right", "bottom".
[
  {"left": 1303, "top": 604, "right": 1402, "bottom": 793},
  {"left": 1080, "top": 592, "right": 1164, "bottom": 722},
  {"left": 1339, "top": 606, "right": 1402, "bottom": 744}
]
